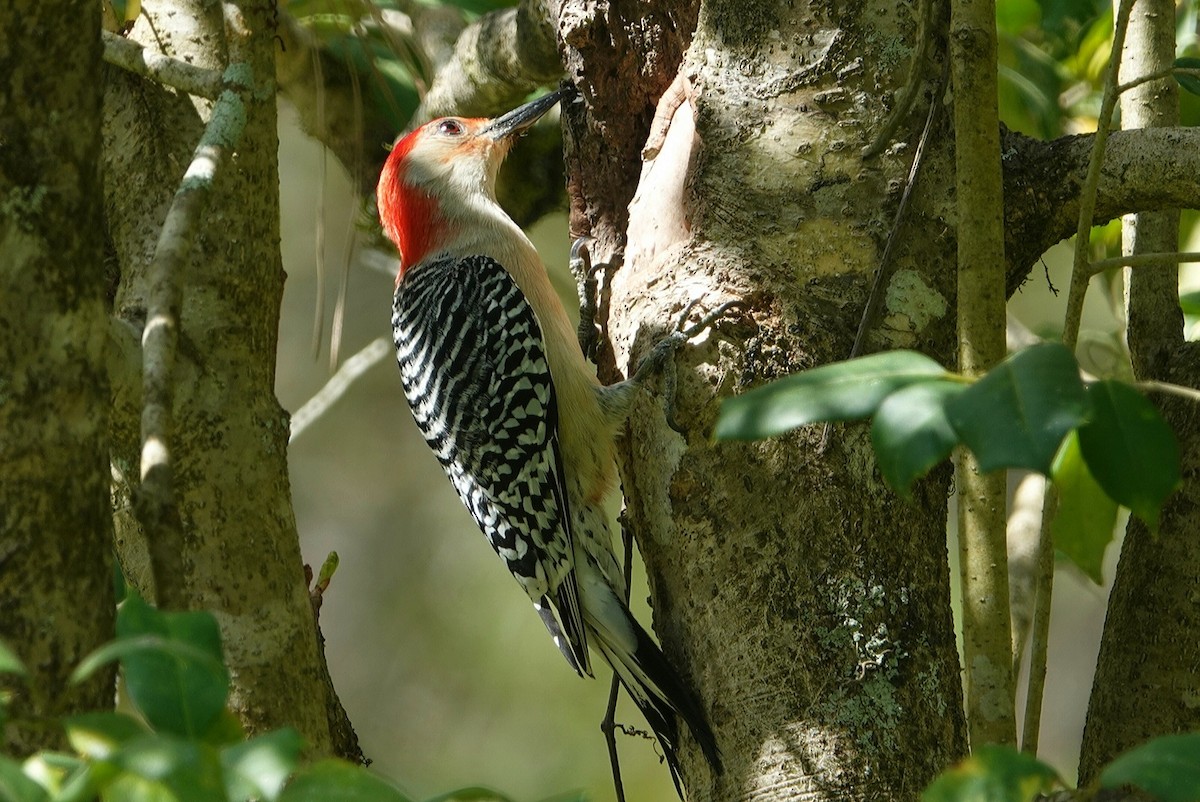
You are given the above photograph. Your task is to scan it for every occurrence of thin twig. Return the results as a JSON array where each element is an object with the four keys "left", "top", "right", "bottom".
[
  {"left": 1137, "top": 379, "right": 1200, "bottom": 403},
  {"left": 1020, "top": 482, "right": 1057, "bottom": 754},
  {"left": 137, "top": 59, "right": 253, "bottom": 610},
  {"left": 1088, "top": 250, "right": 1200, "bottom": 275},
  {"left": 1024, "top": 0, "right": 1137, "bottom": 754},
  {"left": 102, "top": 29, "right": 224, "bottom": 99},
  {"left": 1062, "top": 0, "right": 1136, "bottom": 350},
  {"left": 850, "top": 57, "right": 948, "bottom": 361},
  {"left": 1116, "top": 66, "right": 1200, "bottom": 95},
  {"left": 290, "top": 336, "right": 392, "bottom": 443}
]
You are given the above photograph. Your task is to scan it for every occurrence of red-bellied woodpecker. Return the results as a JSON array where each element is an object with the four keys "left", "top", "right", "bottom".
[{"left": 377, "top": 86, "right": 722, "bottom": 789}]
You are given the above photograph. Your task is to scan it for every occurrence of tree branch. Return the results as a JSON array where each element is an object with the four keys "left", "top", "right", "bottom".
[
  {"left": 136, "top": 56, "right": 252, "bottom": 610},
  {"left": 410, "top": 0, "right": 561, "bottom": 126},
  {"left": 1003, "top": 126, "right": 1200, "bottom": 293},
  {"left": 102, "top": 30, "right": 224, "bottom": 99}
]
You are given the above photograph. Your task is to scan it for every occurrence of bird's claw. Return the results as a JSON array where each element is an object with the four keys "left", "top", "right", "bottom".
[
  {"left": 570, "top": 237, "right": 615, "bottom": 362},
  {"left": 635, "top": 299, "right": 747, "bottom": 434}
]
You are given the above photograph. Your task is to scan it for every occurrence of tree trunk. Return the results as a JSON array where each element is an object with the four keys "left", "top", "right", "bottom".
[
  {"left": 102, "top": 0, "right": 349, "bottom": 755},
  {"left": 0, "top": 0, "right": 115, "bottom": 754},
  {"left": 559, "top": 0, "right": 967, "bottom": 797}
]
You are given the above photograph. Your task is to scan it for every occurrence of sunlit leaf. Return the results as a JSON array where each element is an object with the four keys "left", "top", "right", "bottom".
[
  {"left": 1050, "top": 432, "right": 1118, "bottom": 584},
  {"left": 424, "top": 788, "right": 515, "bottom": 802},
  {"left": 716, "top": 350, "right": 948, "bottom": 441},
  {"left": 65, "top": 712, "right": 149, "bottom": 760},
  {"left": 0, "top": 755, "right": 47, "bottom": 802},
  {"left": 870, "top": 381, "right": 965, "bottom": 497},
  {"left": 221, "top": 728, "right": 305, "bottom": 802},
  {"left": 946, "top": 343, "right": 1089, "bottom": 474},
  {"left": 1100, "top": 732, "right": 1200, "bottom": 802},
  {"left": 922, "top": 744, "right": 1061, "bottom": 802},
  {"left": 0, "top": 641, "right": 27, "bottom": 677},
  {"left": 1077, "top": 380, "right": 1180, "bottom": 532}
]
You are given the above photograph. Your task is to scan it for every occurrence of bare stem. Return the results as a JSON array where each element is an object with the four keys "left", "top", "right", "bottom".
[
  {"left": 1089, "top": 250, "right": 1200, "bottom": 275},
  {"left": 951, "top": 0, "right": 1016, "bottom": 746},
  {"left": 290, "top": 337, "right": 392, "bottom": 443},
  {"left": 137, "top": 50, "right": 253, "bottom": 610},
  {"left": 1061, "top": 0, "right": 1136, "bottom": 351},
  {"left": 102, "top": 30, "right": 224, "bottom": 99}
]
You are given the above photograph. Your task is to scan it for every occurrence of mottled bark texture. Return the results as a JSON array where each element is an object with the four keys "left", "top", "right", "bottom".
[
  {"left": 0, "top": 0, "right": 116, "bottom": 754},
  {"left": 1078, "top": 0, "right": 1196, "bottom": 779},
  {"left": 556, "top": 0, "right": 967, "bottom": 798},
  {"left": 102, "top": 1, "right": 351, "bottom": 757}
]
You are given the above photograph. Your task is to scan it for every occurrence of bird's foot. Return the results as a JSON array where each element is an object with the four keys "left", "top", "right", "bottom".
[
  {"left": 633, "top": 299, "right": 747, "bottom": 433},
  {"left": 570, "top": 237, "right": 617, "bottom": 362}
]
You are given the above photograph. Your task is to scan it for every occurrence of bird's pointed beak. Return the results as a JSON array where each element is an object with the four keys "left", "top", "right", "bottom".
[{"left": 479, "top": 85, "right": 576, "bottom": 141}]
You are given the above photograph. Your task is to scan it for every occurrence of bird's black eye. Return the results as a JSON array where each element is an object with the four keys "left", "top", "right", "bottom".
[{"left": 437, "top": 119, "right": 464, "bottom": 136}]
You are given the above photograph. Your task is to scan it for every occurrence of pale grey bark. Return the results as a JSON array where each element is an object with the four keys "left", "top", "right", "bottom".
[
  {"left": 559, "top": 0, "right": 966, "bottom": 798},
  {"left": 0, "top": 0, "right": 115, "bottom": 755}
]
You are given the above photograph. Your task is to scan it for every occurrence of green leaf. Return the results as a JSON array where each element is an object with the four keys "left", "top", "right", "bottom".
[
  {"left": 73, "top": 594, "right": 229, "bottom": 737},
  {"left": 104, "top": 734, "right": 226, "bottom": 802},
  {"left": 945, "top": 343, "right": 1089, "bottom": 474},
  {"left": 0, "top": 755, "right": 46, "bottom": 802},
  {"left": 281, "top": 760, "right": 414, "bottom": 802},
  {"left": 922, "top": 744, "right": 1061, "bottom": 802},
  {"left": 871, "top": 381, "right": 965, "bottom": 497},
  {"left": 1100, "top": 732, "right": 1200, "bottom": 802},
  {"left": 1179, "top": 289, "right": 1200, "bottom": 317},
  {"left": 65, "top": 712, "right": 149, "bottom": 760},
  {"left": 221, "top": 728, "right": 304, "bottom": 802},
  {"left": 716, "top": 350, "right": 949, "bottom": 441},
  {"left": 424, "top": 788, "right": 514, "bottom": 802},
  {"left": 0, "top": 641, "right": 27, "bottom": 677},
  {"left": 1050, "top": 431, "right": 1119, "bottom": 584},
  {"left": 1077, "top": 380, "right": 1180, "bottom": 532},
  {"left": 1175, "top": 57, "right": 1200, "bottom": 97}
]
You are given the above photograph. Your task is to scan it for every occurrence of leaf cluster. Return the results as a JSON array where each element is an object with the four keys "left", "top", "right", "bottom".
[
  {"left": 0, "top": 595, "right": 571, "bottom": 802},
  {"left": 717, "top": 343, "right": 1181, "bottom": 583}
]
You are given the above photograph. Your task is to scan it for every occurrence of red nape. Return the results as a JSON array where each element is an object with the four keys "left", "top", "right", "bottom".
[{"left": 378, "top": 130, "right": 445, "bottom": 283}]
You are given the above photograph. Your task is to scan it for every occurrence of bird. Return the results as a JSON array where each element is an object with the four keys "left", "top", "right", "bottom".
[{"left": 376, "top": 85, "right": 722, "bottom": 791}]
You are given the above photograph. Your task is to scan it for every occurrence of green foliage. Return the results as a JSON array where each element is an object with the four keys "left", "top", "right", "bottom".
[
  {"left": 1050, "top": 432, "right": 1118, "bottom": 583},
  {"left": 715, "top": 350, "right": 949, "bottom": 441},
  {"left": 870, "top": 381, "right": 964, "bottom": 499},
  {"left": 1078, "top": 380, "right": 1182, "bottom": 532},
  {"left": 0, "top": 642, "right": 27, "bottom": 678},
  {"left": 279, "top": 760, "right": 412, "bottom": 802},
  {"left": 716, "top": 344, "right": 1180, "bottom": 548},
  {"left": 1099, "top": 732, "right": 1200, "bottom": 801},
  {"left": 921, "top": 745, "right": 1061, "bottom": 801},
  {"left": 944, "top": 343, "right": 1088, "bottom": 474},
  {"left": 1174, "top": 57, "right": 1200, "bottom": 97},
  {"left": 0, "top": 594, "right": 477, "bottom": 802}
]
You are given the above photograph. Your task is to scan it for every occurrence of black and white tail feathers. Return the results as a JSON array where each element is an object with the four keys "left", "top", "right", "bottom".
[{"left": 585, "top": 586, "right": 722, "bottom": 793}]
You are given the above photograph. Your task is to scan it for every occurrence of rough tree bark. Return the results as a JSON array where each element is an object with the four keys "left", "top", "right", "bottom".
[
  {"left": 556, "top": 0, "right": 967, "bottom": 797},
  {"left": 102, "top": 0, "right": 353, "bottom": 756},
  {"left": 0, "top": 0, "right": 116, "bottom": 756}
]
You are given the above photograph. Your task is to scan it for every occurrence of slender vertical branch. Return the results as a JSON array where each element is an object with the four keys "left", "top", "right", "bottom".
[
  {"left": 1061, "top": 0, "right": 1135, "bottom": 350},
  {"left": 1023, "top": 0, "right": 1139, "bottom": 753},
  {"left": 950, "top": 0, "right": 1016, "bottom": 746},
  {"left": 136, "top": 60, "right": 252, "bottom": 610}
]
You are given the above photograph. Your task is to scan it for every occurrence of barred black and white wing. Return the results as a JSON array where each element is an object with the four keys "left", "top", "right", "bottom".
[{"left": 391, "top": 254, "right": 591, "bottom": 677}]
